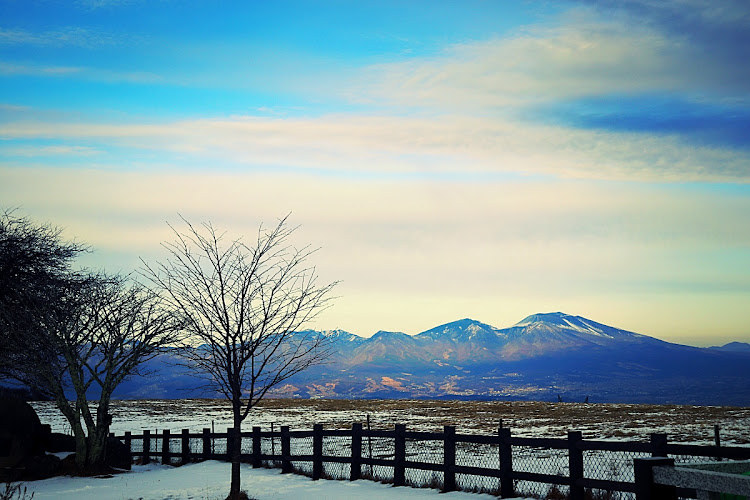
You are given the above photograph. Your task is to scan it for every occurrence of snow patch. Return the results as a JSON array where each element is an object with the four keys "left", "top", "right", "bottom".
[{"left": 25, "top": 461, "right": 523, "bottom": 500}]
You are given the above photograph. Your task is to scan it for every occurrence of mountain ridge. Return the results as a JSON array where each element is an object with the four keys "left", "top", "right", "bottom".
[{"left": 104, "top": 312, "right": 750, "bottom": 405}]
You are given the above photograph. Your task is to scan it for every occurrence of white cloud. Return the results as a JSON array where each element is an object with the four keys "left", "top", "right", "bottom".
[
  {"left": 0, "top": 26, "right": 124, "bottom": 48},
  {"left": 2, "top": 113, "right": 748, "bottom": 182},
  {"left": 352, "top": 8, "right": 749, "bottom": 110},
  {"left": 0, "top": 144, "right": 101, "bottom": 157},
  {"left": 0, "top": 61, "right": 82, "bottom": 76}
]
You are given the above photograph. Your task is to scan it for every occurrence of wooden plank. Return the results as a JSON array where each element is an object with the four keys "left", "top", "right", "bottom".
[
  {"left": 404, "top": 431, "right": 444, "bottom": 440},
  {"left": 181, "top": 429, "right": 190, "bottom": 464},
  {"left": 443, "top": 426, "right": 456, "bottom": 493},
  {"left": 312, "top": 424, "right": 322, "bottom": 479},
  {"left": 651, "top": 433, "right": 669, "bottom": 457},
  {"left": 161, "top": 429, "right": 171, "bottom": 465},
  {"left": 403, "top": 460, "right": 443, "bottom": 472},
  {"left": 362, "top": 430, "right": 396, "bottom": 439},
  {"left": 282, "top": 426, "right": 292, "bottom": 474},
  {"left": 394, "top": 424, "right": 406, "bottom": 486},
  {"left": 143, "top": 429, "right": 151, "bottom": 465},
  {"left": 202, "top": 428, "right": 211, "bottom": 461},
  {"left": 569, "top": 431, "right": 584, "bottom": 500},
  {"left": 351, "top": 423, "right": 362, "bottom": 481},
  {"left": 499, "top": 427, "right": 514, "bottom": 498},
  {"left": 454, "top": 464, "right": 502, "bottom": 478},
  {"left": 359, "top": 457, "right": 395, "bottom": 468}
]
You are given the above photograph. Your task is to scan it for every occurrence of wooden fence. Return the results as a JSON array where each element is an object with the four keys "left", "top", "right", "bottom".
[{"left": 113, "top": 424, "right": 750, "bottom": 499}]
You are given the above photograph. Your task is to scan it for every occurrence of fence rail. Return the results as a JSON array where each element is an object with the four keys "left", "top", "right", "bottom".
[{"left": 113, "top": 424, "right": 750, "bottom": 499}]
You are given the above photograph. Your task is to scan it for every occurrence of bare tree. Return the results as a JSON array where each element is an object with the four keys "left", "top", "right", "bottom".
[
  {"left": 10, "top": 273, "right": 181, "bottom": 470},
  {"left": 0, "top": 210, "right": 86, "bottom": 381},
  {"left": 142, "top": 216, "right": 337, "bottom": 500},
  {"left": 1, "top": 211, "right": 182, "bottom": 472}
]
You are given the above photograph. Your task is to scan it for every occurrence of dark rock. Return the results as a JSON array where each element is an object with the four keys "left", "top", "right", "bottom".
[
  {"left": 59, "top": 452, "right": 78, "bottom": 475},
  {"left": 20, "top": 454, "right": 61, "bottom": 480},
  {"left": 0, "top": 398, "right": 46, "bottom": 467},
  {"left": 47, "top": 432, "right": 77, "bottom": 453},
  {"left": 106, "top": 437, "right": 131, "bottom": 470}
]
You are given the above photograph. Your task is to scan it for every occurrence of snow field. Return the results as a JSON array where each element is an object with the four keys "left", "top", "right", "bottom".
[{"left": 24, "top": 460, "right": 534, "bottom": 500}]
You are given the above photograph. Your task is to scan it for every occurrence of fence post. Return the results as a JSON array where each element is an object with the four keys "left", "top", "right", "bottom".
[
  {"left": 650, "top": 433, "right": 668, "bottom": 457},
  {"left": 714, "top": 424, "right": 722, "bottom": 461},
  {"left": 634, "top": 457, "right": 676, "bottom": 500},
  {"left": 394, "top": 424, "right": 406, "bottom": 487},
  {"left": 143, "top": 429, "right": 151, "bottom": 465},
  {"left": 351, "top": 423, "right": 362, "bottom": 481},
  {"left": 252, "top": 426, "right": 261, "bottom": 468},
  {"left": 568, "top": 431, "right": 584, "bottom": 500},
  {"left": 162, "top": 429, "right": 171, "bottom": 465},
  {"left": 312, "top": 424, "right": 322, "bottom": 479},
  {"left": 499, "top": 427, "right": 514, "bottom": 498},
  {"left": 226, "top": 427, "right": 235, "bottom": 462},
  {"left": 443, "top": 425, "right": 456, "bottom": 492},
  {"left": 282, "top": 425, "right": 292, "bottom": 475},
  {"left": 202, "top": 427, "right": 211, "bottom": 460},
  {"left": 124, "top": 431, "right": 132, "bottom": 457},
  {"left": 181, "top": 429, "right": 190, "bottom": 464}
]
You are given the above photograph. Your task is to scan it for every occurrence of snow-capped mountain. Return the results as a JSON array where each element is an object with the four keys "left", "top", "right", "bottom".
[
  {"left": 496, "top": 312, "right": 657, "bottom": 360},
  {"left": 103, "top": 313, "right": 750, "bottom": 405},
  {"left": 510, "top": 312, "right": 642, "bottom": 338}
]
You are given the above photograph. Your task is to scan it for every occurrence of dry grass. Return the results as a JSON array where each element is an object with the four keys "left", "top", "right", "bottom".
[
  {"left": 95, "top": 398, "right": 750, "bottom": 445},
  {"left": 250, "top": 399, "right": 750, "bottom": 444}
]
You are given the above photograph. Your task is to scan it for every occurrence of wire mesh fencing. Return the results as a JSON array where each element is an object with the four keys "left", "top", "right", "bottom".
[
  {"left": 404, "top": 436, "right": 443, "bottom": 490},
  {"left": 289, "top": 434, "right": 313, "bottom": 475},
  {"left": 116, "top": 425, "right": 750, "bottom": 499},
  {"left": 321, "top": 434, "right": 352, "bottom": 480}
]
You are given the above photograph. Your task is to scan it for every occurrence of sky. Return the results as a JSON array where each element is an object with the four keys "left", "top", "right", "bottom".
[{"left": 1, "top": 0, "right": 749, "bottom": 346}]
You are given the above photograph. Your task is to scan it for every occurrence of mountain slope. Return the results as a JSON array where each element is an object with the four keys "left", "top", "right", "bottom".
[
  {"left": 709, "top": 341, "right": 750, "bottom": 353},
  {"left": 103, "top": 312, "right": 750, "bottom": 405}
]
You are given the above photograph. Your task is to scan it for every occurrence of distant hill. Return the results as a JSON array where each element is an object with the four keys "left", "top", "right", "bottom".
[
  {"left": 709, "top": 341, "right": 750, "bottom": 353},
  {"left": 101, "top": 312, "right": 750, "bottom": 405}
]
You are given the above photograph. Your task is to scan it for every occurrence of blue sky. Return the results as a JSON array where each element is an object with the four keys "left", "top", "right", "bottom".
[{"left": 1, "top": 0, "right": 749, "bottom": 344}]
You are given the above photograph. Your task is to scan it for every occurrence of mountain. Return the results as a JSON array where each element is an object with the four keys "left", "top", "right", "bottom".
[
  {"left": 497, "top": 312, "right": 655, "bottom": 360},
  {"left": 709, "top": 341, "right": 750, "bottom": 353},
  {"left": 104, "top": 313, "right": 750, "bottom": 405}
]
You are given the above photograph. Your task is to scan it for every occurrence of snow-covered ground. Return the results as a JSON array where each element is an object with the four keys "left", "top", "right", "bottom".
[{"left": 23, "top": 460, "right": 534, "bottom": 500}]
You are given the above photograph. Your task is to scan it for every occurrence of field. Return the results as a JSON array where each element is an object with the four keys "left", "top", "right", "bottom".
[
  {"left": 32, "top": 398, "right": 750, "bottom": 445},
  {"left": 31, "top": 399, "right": 750, "bottom": 499}
]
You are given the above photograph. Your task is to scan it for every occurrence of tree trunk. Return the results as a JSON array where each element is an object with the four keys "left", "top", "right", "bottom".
[
  {"left": 53, "top": 391, "right": 89, "bottom": 470},
  {"left": 86, "top": 424, "right": 109, "bottom": 470},
  {"left": 228, "top": 427, "right": 242, "bottom": 499},
  {"left": 87, "top": 396, "right": 113, "bottom": 470},
  {"left": 228, "top": 398, "right": 242, "bottom": 499},
  {"left": 73, "top": 422, "right": 88, "bottom": 469}
]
